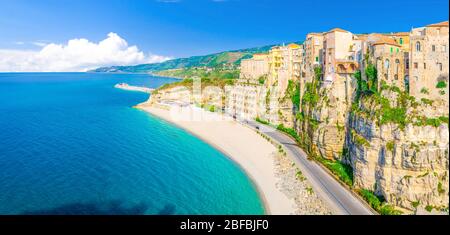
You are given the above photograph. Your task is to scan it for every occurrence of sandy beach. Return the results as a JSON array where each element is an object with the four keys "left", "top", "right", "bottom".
[
  {"left": 136, "top": 102, "right": 332, "bottom": 215},
  {"left": 137, "top": 104, "right": 297, "bottom": 214}
]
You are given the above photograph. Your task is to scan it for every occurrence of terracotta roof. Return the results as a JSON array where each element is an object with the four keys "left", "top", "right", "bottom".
[
  {"left": 426, "top": 21, "right": 449, "bottom": 27},
  {"left": 327, "top": 28, "right": 349, "bottom": 33},
  {"left": 372, "top": 36, "right": 400, "bottom": 47},
  {"left": 287, "top": 43, "right": 301, "bottom": 49}
]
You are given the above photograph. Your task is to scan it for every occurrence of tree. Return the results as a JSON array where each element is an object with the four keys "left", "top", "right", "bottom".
[{"left": 365, "top": 63, "right": 378, "bottom": 93}]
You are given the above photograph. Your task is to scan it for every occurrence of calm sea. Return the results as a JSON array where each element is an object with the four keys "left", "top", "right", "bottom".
[{"left": 0, "top": 73, "right": 264, "bottom": 215}]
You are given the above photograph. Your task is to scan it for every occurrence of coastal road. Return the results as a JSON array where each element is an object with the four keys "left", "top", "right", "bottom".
[{"left": 243, "top": 119, "right": 374, "bottom": 215}]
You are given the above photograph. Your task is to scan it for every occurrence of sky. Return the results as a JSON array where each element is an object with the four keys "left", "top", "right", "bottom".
[{"left": 0, "top": 0, "right": 448, "bottom": 72}]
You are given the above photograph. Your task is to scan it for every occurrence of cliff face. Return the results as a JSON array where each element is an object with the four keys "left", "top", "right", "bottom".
[
  {"left": 296, "top": 74, "right": 449, "bottom": 212},
  {"left": 298, "top": 75, "right": 353, "bottom": 160},
  {"left": 346, "top": 88, "right": 449, "bottom": 212},
  {"left": 348, "top": 115, "right": 449, "bottom": 211}
]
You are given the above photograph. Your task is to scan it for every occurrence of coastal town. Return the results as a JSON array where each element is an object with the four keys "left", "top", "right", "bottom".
[{"left": 139, "top": 21, "right": 449, "bottom": 215}]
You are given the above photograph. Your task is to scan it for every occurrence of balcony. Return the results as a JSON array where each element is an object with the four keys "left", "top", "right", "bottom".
[
  {"left": 335, "top": 60, "right": 359, "bottom": 74},
  {"left": 410, "top": 35, "right": 425, "bottom": 40}
]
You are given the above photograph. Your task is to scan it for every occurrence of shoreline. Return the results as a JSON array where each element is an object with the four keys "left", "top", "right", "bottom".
[
  {"left": 136, "top": 104, "right": 298, "bottom": 215},
  {"left": 138, "top": 107, "right": 271, "bottom": 215}
]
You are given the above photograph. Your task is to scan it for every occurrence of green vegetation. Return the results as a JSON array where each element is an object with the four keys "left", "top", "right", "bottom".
[
  {"left": 379, "top": 204, "right": 403, "bottom": 215},
  {"left": 351, "top": 129, "right": 371, "bottom": 147},
  {"left": 284, "top": 80, "right": 300, "bottom": 109},
  {"left": 296, "top": 170, "right": 306, "bottom": 182},
  {"left": 208, "top": 105, "right": 216, "bottom": 113},
  {"left": 153, "top": 77, "right": 235, "bottom": 95},
  {"left": 411, "top": 201, "right": 420, "bottom": 208},
  {"left": 386, "top": 141, "right": 395, "bottom": 153},
  {"left": 365, "top": 63, "right": 378, "bottom": 93},
  {"left": 265, "top": 89, "right": 271, "bottom": 111},
  {"left": 420, "top": 87, "right": 429, "bottom": 95},
  {"left": 255, "top": 117, "right": 270, "bottom": 125},
  {"left": 425, "top": 205, "right": 433, "bottom": 212},
  {"left": 301, "top": 66, "right": 322, "bottom": 109},
  {"left": 317, "top": 157, "right": 354, "bottom": 187},
  {"left": 336, "top": 121, "right": 345, "bottom": 132},
  {"left": 354, "top": 70, "right": 366, "bottom": 102},
  {"left": 155, "top": 67, "right": 239, "bottom": 80},
  {"left": 306, "top": 187, "right": 314, "bottom": 195},
  {"left": 352, "top": 84, "right": 424, "bottom": 130},
  {"left": 436, "top": 81, "right": 447, "bottom": 89},
  {"left": 421, "top": 98, "right": 434, "bottom": 106},
  {"left": 376, "top": 94, "right": 408, "bottom": 129},
  {"left": 438, "top": 182, "right": 445, "bottom": 195},
  {"left": 358, "top": 189, "right": 403, "bottom": 215},
  {"left": 414, "top": 116, "right": 449, "bottom": 127},
  {"left": 439, "top": 116, "right": 449, "bottom": 123},
  {"left": 277, "top": 124, "right": 302, "bottom": 143},
  {"left": 258, "top": 75, "right": 267, "bottom": 85},
  {"left": 302, "top": 82, "right": 319, "bottom": 107}
]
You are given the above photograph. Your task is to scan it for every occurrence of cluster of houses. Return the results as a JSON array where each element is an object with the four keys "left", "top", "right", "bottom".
[{"left": 224, "top": 21, "right": 449, "bottom": 127}]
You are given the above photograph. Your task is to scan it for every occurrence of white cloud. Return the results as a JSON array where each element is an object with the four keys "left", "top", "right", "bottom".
[
  {"left": 0, "top": 32, "right": 171, "bottom": 72},
  {"left": 31, "top": 41, "right": 48, "bottom": 47}
]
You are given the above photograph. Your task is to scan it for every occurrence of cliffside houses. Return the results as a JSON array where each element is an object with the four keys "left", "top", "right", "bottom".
[
  {"left": 226, "top": 21, "right": 448, "bottom": 126},
  {"left": 225, "top": 43, "right": 302, "bottom": 127},
  {"left": 410, "top": 21, "right": 449, "bottom": 107},
  {"left": 227, "top": 23, "right": 449, "bottom": 213}
]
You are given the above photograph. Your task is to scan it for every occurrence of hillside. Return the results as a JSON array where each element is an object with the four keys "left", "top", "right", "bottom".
[
  {"left": 154, "top": 67, "right": 240, "bottom": 80},
  {"left": 90, "top": 42, "right": 301, "bottom": 73}
]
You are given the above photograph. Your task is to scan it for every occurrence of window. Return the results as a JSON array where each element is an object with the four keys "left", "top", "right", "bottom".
[
  {"left": 432, "top": 45, "right": 436, "bottom": 52},
  {"left": 416, "top": 42, "right": 421, "bottom": 52},
  {"left": 405, "top": 76, "right": 410, "bottom": 93},
  {"left": 397, "top": 48, "right": 399, "bottom": 53},
  {"left": 315, "top": 56, "right": 318, "bottom": 62},
  {"left": 414, "top": 63, "right": 418, "bottom": 69},
  {"left": 438, "top": 63, "right": 443, "bottom": 71},
  {"left": 424, "top": 63, "right": 426, "bottom": 69},
  {"left": 395, "top": 59, "right": 400, "bottom": 74},
  {"left": 384, "top": 59, "right": 390, "bottom": 69},
  {"left": 390, "top": 47, "right": 393, "bottom": 53},
  {"left": 399, "top": 38, "right": 403, "bottom": 45}
]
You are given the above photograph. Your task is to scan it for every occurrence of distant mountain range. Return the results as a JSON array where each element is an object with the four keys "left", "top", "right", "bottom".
[{"left": 89, "top": 42, "right": 302, "bottom": 73}]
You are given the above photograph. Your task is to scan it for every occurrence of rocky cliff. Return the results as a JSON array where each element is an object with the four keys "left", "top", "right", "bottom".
[
  {"left": 295, "top": 68, "right": 449, "bottom": 213},
  {"left": 346, "top": 87, "right": 449, "bottom": 212}
]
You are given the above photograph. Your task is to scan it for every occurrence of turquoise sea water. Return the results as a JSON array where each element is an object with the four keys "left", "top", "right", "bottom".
[{"left": 0, "top": 73, "right": 264, "bottom": 215}]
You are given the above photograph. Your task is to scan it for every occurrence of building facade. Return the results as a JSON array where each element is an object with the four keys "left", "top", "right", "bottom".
[
  {"left": 409, "top": 21, "right": 449, "bottom": 104},
  {"left": 239, "top": 53, "right": 270, "bottom": 82}
]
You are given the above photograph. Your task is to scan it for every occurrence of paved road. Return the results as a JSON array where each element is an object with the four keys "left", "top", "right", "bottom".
[{"left": 243, "top": 119, "right": 374, "bottom": 215}]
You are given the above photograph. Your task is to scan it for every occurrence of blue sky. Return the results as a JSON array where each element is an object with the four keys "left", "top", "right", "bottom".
[{"left": 0, "top": 0, "right": 448, "bottom": 71}]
